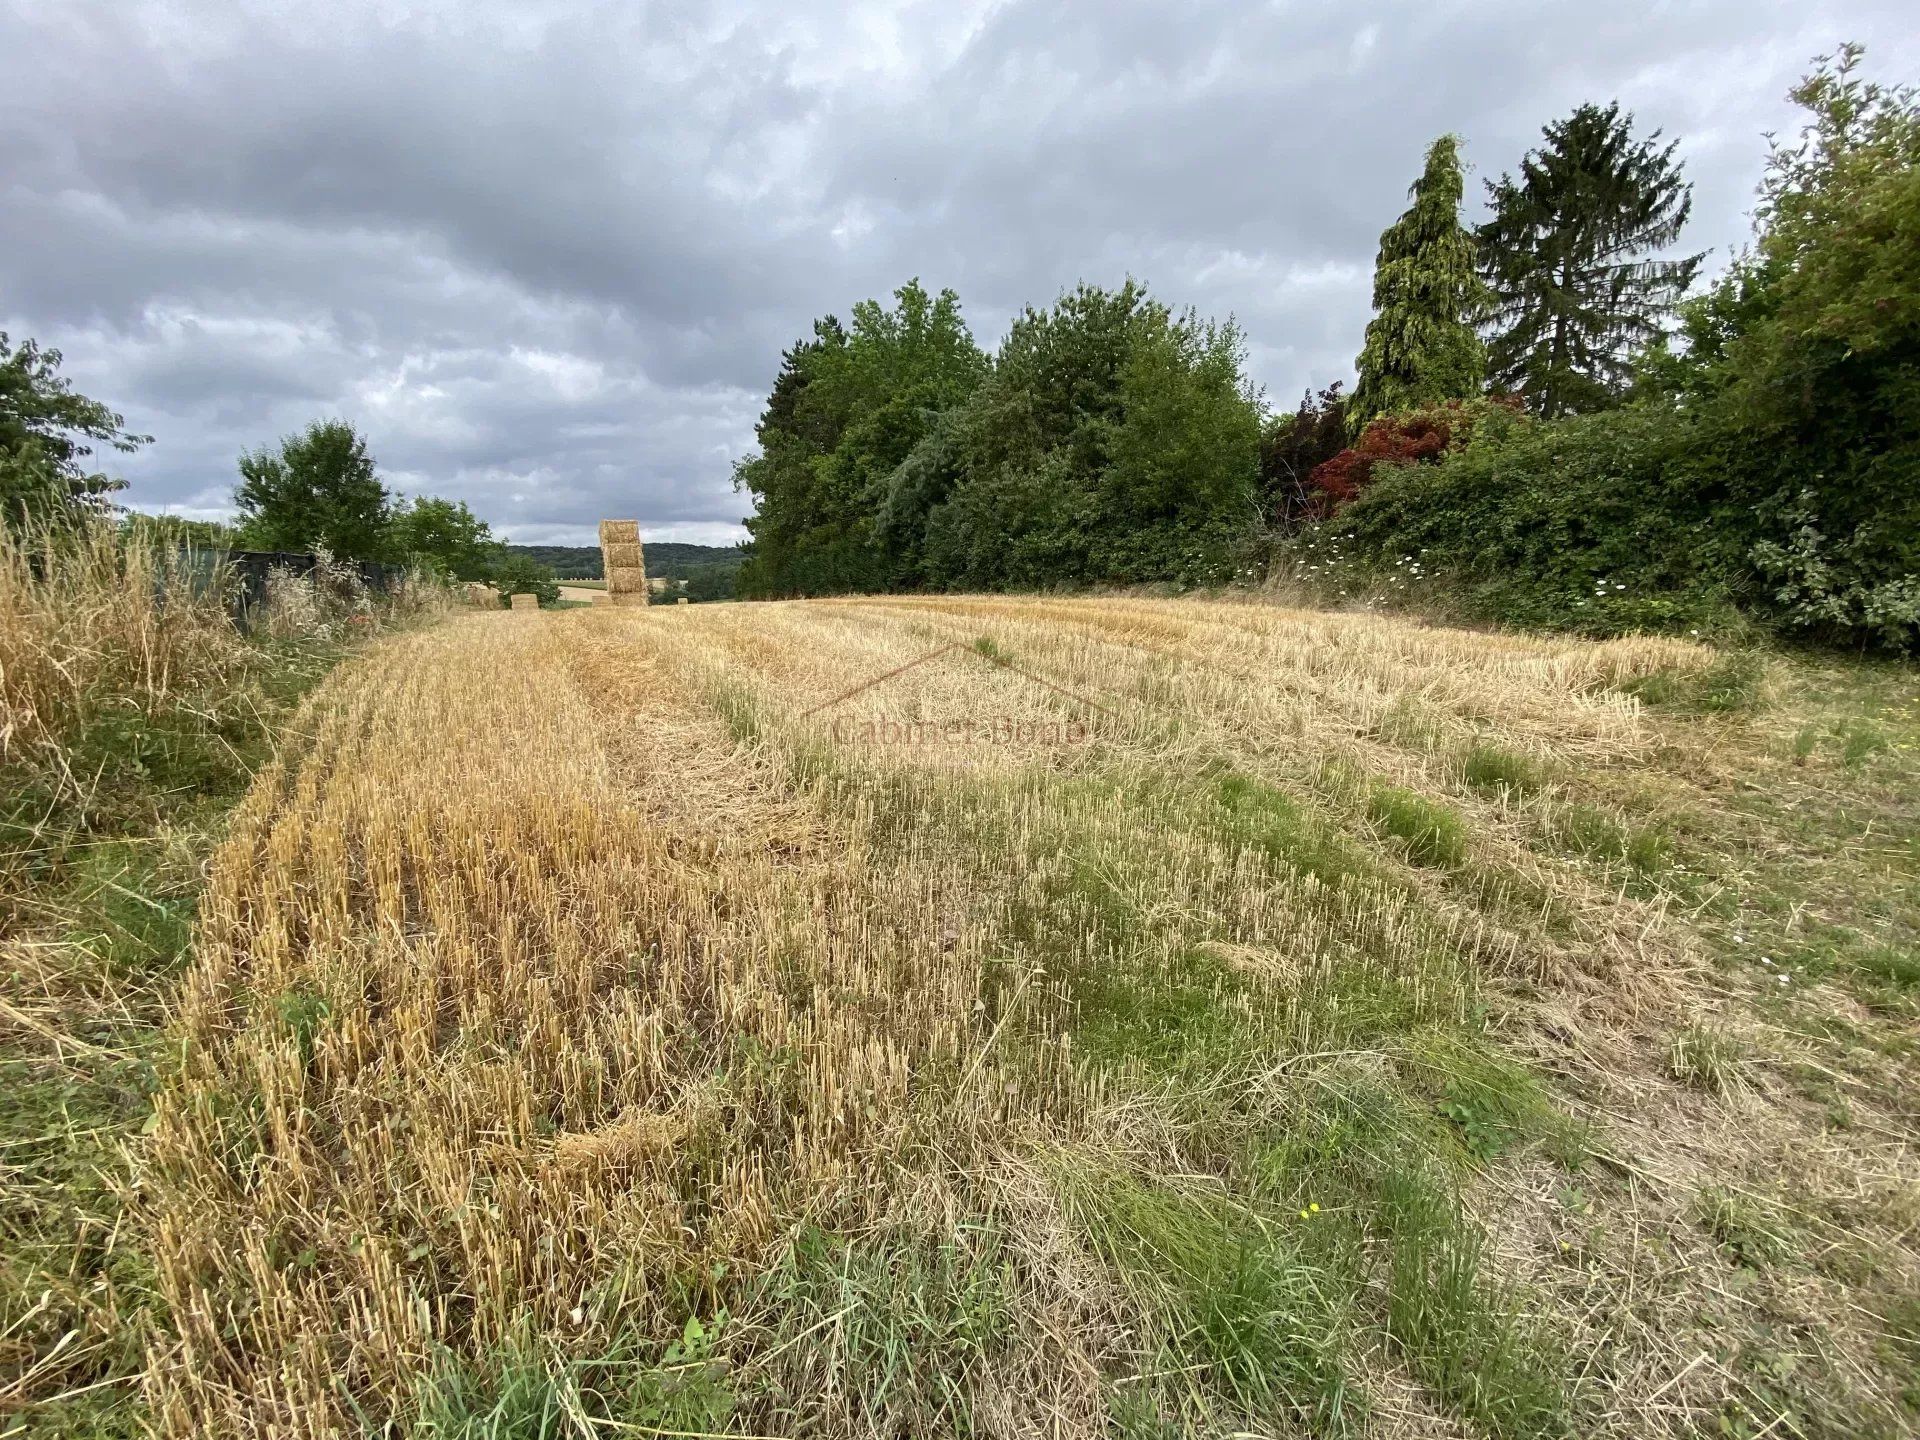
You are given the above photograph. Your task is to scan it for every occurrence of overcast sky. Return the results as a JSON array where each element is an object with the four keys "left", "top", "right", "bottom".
[{"left": 3, "top": 2, "right": 1914, "bottom": 546}]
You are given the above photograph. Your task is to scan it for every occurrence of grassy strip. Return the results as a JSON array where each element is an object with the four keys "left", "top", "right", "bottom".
[
  {"left": 1, "top": 639, "right": 351, "bottom": 1437},
  {"left": 1, "top": 531, "right": 443, "bottom": 1435},
  {"left": 719, "top": 679, "right": 1584, "bottom": 1433}
]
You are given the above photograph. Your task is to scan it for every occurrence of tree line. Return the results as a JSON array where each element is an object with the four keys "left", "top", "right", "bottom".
[
  {"left": 735, "top": 93, "right": 1700, "bottom": 598},
  {"left": 735, "top": 280, "right": 1260, "bottom": 595},
  {"left": 736, "top": 48, "right": 1916, "bottom": 649},
  {"left": 0, "top": 372, "right": 566, "bottom": 601}
]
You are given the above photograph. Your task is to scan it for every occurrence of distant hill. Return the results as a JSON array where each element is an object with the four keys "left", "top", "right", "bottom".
[{"left": 504, "top": 541, "right": 744, "bottom": 581}]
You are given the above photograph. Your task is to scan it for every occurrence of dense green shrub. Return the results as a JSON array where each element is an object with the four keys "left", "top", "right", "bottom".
[
  {"left": 1305, "top": 405, "right": 1747, "bottom": 635},
  {"left": 1702, "top": 52, "right": 1920, "bottom": 648}
]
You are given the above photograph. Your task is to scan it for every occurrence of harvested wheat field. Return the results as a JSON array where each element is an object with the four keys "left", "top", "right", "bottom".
[{"left": 137, "top": 596, "right": 1920, "bottom": 1438}]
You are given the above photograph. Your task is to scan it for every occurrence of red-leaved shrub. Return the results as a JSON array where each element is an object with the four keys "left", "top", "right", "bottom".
[{"left": 1308, "top": 395, "right": 1523, "bottom": 513}]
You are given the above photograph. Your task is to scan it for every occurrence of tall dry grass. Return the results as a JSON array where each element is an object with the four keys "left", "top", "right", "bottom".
[{"left": 0, "top": 524, "right": 246, "bottom": 780}]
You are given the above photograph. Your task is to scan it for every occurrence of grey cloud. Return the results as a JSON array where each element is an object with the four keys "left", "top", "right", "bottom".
[{"left": 2, "top": 0, "right": 1915, "bottom": 544}]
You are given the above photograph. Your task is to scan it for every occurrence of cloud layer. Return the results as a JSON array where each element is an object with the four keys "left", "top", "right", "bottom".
[{"left": 3, "top": 1, "right": 1913, "bottom": 543}]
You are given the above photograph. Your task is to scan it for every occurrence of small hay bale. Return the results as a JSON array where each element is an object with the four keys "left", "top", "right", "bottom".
[
  {"left": 677, "top": 596, "right": 689, "bottom": 605},
  {"left": 590, "top": 592, "right": 611, "bottom": 606},
  {"left": 509, "top": 592, "right": 539, "bottom": 611},
  {"left": 598, "top": 519, "right": 640, "bottom": 545}
]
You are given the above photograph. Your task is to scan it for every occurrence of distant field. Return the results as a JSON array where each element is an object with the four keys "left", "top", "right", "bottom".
[
  {"left": 141, "top": 596, "right": 1920, "bottom": 1436},
  {"left": 504, "top": 540, "right": 741, "bottom": 582}
]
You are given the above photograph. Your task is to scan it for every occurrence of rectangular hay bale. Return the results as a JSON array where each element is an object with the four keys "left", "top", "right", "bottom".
[
  {"left": 509, "top": 593, "right": 539, "bottom": 611},
  {"left": 598, "top": 519, "right": 640, "bottom": 544},
  {"left": 605, "top": 566, "right": 648, "bottom": 594},
  {"left": 602, "top": 542, "right": 644, "bottom": 569},
  {"left": 609, "top": 591, "right": 648, "bottom": 608}
]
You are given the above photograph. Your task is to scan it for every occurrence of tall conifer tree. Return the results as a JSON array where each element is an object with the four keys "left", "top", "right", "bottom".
[
  {"left": 1479, "top": 102, "right": 1702, "bottom": 418},
  {"left": 1350, "top": 135, "right": 1486, "bottom": 430}
]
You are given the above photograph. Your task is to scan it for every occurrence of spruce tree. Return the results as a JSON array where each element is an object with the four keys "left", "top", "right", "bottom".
[
  {"left": 1350, "top": 135, "right": 1486, "bottom": 430},
  {"left": 1479, "top": 102, "right": 1703, "bottom": 418}
]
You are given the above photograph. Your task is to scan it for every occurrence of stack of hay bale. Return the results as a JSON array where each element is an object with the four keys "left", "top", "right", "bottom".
[{"left": 599, "top": 519, "right": 648, "bottom": 608}]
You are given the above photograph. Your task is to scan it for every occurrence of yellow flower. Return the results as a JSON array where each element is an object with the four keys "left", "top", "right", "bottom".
[{"left": 1309, "top": 1203, "right": 1321, "bottom": 1213}]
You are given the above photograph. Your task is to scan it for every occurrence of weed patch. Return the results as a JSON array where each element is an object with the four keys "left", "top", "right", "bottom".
[
  {"left": 1367, "top": 784, "right": 1468, "bottom": 868},
  {"left": 1462, "top": 742, "right": 1547, "bottom": 797}
]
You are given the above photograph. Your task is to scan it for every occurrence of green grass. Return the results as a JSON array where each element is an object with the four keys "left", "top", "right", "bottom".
[
  {"left": 1419, "top": 1040, "right": 1591, "bottom": 1169},
  {"left": 1846, "top": 945, "right": 1920, "bottom": 992},
  {"left": 752, "top": 1226, "right": 1008, "bottom": 1433},
  {"left": 1624, "top": 649, "right": 1769, "bottom": 713},
  {"left": 410, "top": 1319, "right": 735, "bottom": 1439},
  {"left": 1379, "top": 1166, "right": 1574, "bottom": 1438},
  {"left": 1054, "top": 1160, "right": 1362, "bottom": 1434},
  {"left": 1206, "top": 769, "right": 1371, "bottom": 888},
  {"left": 1366, "top": 784, "right": 1468, "bottom": 868},
  {"left": 1462, "top": 742, "right": 1547, "bottom": 797},
  {"left": 1546, "top": 801, "right": 1671, "bottom": 872},
  {"left": 972, "top": 633, "right": 1011, "bottom": 665},
  {"left": 1246, "top": 1080, "right": 1575, "bottom": 1438}
]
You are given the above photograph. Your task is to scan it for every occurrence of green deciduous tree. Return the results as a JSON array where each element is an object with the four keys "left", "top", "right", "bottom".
[
  {"left": 1705, "top": 47, "right": 1920, "bottom": 645},
  {"left": 1, "top": 332, "right": 150, "bottom": 532},
  {"left": 920, "top": 281, "right": 1261, "bottom": 588},
  {"left": 1479, "top": 103, "right": 1702, "bottom": 419},
  {"left": 683, "top": 565, "right": 736, "bottom": 603},
  {"left": 234, "top": 420, "right": 393, "bottom": 560},
  {"left": 391, "top": 495, "right": 502, "bottom": 579},
  {"left": 737, "top": 278, "right": 1264, "bottom": 595},
  {"left": 1351, "top": 136, "right": 1486, "bottom": 430},
  {"left": 736, "top": 282, "right": 986, "bottom": 596},
  {"left": 491, "top": 553, "right": 560, "bottom": 607}
]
